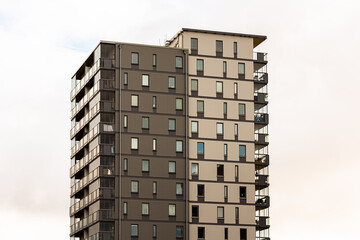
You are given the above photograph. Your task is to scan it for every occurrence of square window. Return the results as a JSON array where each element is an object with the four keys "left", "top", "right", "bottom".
[
  {"left": 176, "top": 183, "right": 183, "bottom": 195},
  {"left": 191, "top": 79, "right": 198, "bottom": 91},
  {"left": 131, "top": 95, "right": 139, "bottom": 107},
  {"left": 192, "top": 205, "right": 199, "bottom": 217},
  {"left": 153, "top": 181, "right": 157, "bottom": 194},
  {"left": 217, "top": 206, "right": 224, "bottom": 219},
  {"left": 191, "top": 38, "right": 198, "bottom": 51},
  {"left": 152, "top": 138, "right": 157, "bottom": 151},
  {"left": 176, "top": 226, "right": 184, "bottom": 238},
  {"left": 131, "top": 53, "right": 139, "bottom": 65},
  {"left": 197, "top": 59, "right": 204, "bottom": 71},
  {"left": 168, "top": 77, "right": 176, "bottom": 89},
  {"left": 131, "top": 138, "right": 139, "bottom": 150},
  {"left": 152, "top": 54, "right": 157, "bottom": 67},
  {"left": 217, "top": 164, "right": 224, "bottom": 176},
  {"left": 142, "top": 203, "right": 149, "bottom": 215},
  {"left": 124, "top": 115, "right": 128, "bottom": 128},
  {"left": 131, "top": 181, "right": 139, "bottom": 193},
  {"left": 131, "top": 224, "right": 138, "bottom": 237},
  {"left": 192, "top": 163, "right": 199, "bottom": 175},
  {"left": 142, "top": 160, "right": 149, "bottom": 172},
  {"left": 124, "top": 158, "right": 128, "bottom": 171},
  {"left": 176, "top": 140, "right": 183, "bottom": 153},
  {"left": 198, "top": 227, "right": 205, "bottom": 239},
  {"left": 169, "top": 204, "right": 176, "bottom": 216},
  {"left": 197, "top": 100, "right": 204, "bottom": 113},
  {"left": 216, "top": 40, "right": 223, "bottom": 53},
  {"left": 216, "top": 81, "right": 223, "bottom": 93},
  {"left": 176, "top": 98, "right": 183, "bottom": 110},
  {"left": 142, "top": 117, "right": 149, "bottom": 129},
  {"left": 142, "top": 74, "right": 149, "bottom": 86},
  {"left": 124, "top": 72, "right": 128, "bottom": 85},
  {"left": 238, "top": 63, "right": 245, "bottom": 74},
  {"left": 169, "top": 161, "right": 176, "bottom": 173},
  {"left": 239, "top": 103, "right": 245, "bottom": 116},
  {"left": 176, "top": 56, "right": 183, "bottom": 68},
  {"left": 168, "top": 119, "right": 176, "bottom": 131},
  {"left": 216, "top": 123, "right": 223, "bottom": 135},
  {"left": 239, "top": 145, "right": 246, "bottom": 157},
  {"left": 123, "top": 202, "right": 127, "bottom": 215},
  {"left": 197, "top": 142, "right": 204, "bottom": 155},
  {"left": 191, "top": 121, "right": 198, "bottom": 133},
  {"left": 152, "top": 96, "right": 157, "bottom": 109}
]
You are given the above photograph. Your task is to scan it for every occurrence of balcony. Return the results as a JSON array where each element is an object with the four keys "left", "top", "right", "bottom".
[
  {"left": 255, "top": 133, "right": 269, "bottom": 146},
  {"left": 256, "top": 216, "right": 270, "bottom": 230},
  {"left": 71, "top": 81, "right": 100, "bottom": 119},
  {"left": 254, "top": 113, "right": 269, "bottom": 125},
  {"left": 71, "top": 102, "right": 100, "bottom": 139},
  {"left": 70, "top": 209, "right": 115, "bottom": 235},
  {"left": 253, "top": 52, "right": 268, "bottom": 62},
  {"left": 254, "top": 72, "right": 268, "bottom": 85},
  {"left": 255, "top": 174, "right": 269, "bottom": 190},
  {"left": 255, "top": 154, "right": 269, "bottom": 169},
  {"left": 85, "top": 232, "right": 115, "bottom": 240},
  {"left": 70, "top": 145, "right": 100, "bottom": 177},
  {"left": 255, "top": 195, "right": 270, "bottom": 210},
  {"left": 254, "top": 93, "right": 268, "bottom": 105}
]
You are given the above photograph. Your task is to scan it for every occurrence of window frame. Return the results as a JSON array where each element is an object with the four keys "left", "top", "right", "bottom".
[
  {"left": 216, "top": 40, "right": 223, "bottom": 53},
  {"left": 123, "top": 202, "right": 128, "bottom": 215},
  {"left": 234, "top": 82, "right": 238, "bottom": 95},
  {"left": 131, "top": 94, "right": 139, "bottom": 107},
  {"left": 131, "top": 224, "right": 138, "bottom": 237},
  {"left": 197, "top": 100, "right": 204, "bottom": 113},
  {"left": 124, "top": 158, "right": 128, "bottom": 171},
  {"left": 176, "top": 98, "right": 183, "bottom": 110},
  {"left": 176, "top": 140, "right": 183, "bottom": 153},
  {"left": 152, "top": 96, "right": 157, "bottom": 109},
  {"left": 142, "top": 117, "right": 149, "bottom": 129},
  {"left": 191, "top": 38, "right": 198, "bottom": 51},
  {"left": 234, "top": 42, "right": 238, "bottom": 55},
  {"left": 131, "top": 137, "right": 139, "bottom": 150},
  {"left": 124, "top": 115, "right": 128, "bottom": 128},
  {"left": 217, "top": 164, "right": 224, "bottom": 177},
  {"left": 152, "top": 54, "right": 157, "bottom": 67},
  {"left": 141, "top": 202, "right": 149, "bottom": 215},
  {"left": 176, "top": 183, "right": 183, "bottom": 195},
  {"left": 197, "top": 142, "right": 204, "bottom": 155},
  {"left": 238, "top": 62, "right": 245, "bottom": 75},
  {"left": 191, "top": 79, "right": 198, "bottom": 91},
  {"left": 124, "top": 72, "right": 128, "bottom": 85},
  {"left": 131, "top": 180, "right": 139, "bottom": 193},
  {"left": 216, "top": 81, "right": 223, "bottom": 93},
  {"left": 234, "top": 124, "right": 238, "bottom": 136},
  {"left": 224, "top": 144, "right": 228, "bottom": 157},
  {"left": 152, "top": 181, "right": 157, "bottom": 194},
  {"left": 216, "top": 123, "right": 224, "bottom": 135},
  {"left": 223, "top": 102, "right": 227, "bottom": 115},
  {"left": 168, "top": 76, "right": 176, "bottom": 89},
  {"left": 169, "top": 161, "right": 176, "bottom": 173},
  {"left": 152, "top": 138, "right": 157, "bottom": 151},
  {"left": 142, "top": 74, "right": 149, "bottom": 87},
  {"left": 223, "top": 61, "right": 227, "bottom": 74},
  {"left": 217, "top": 206, "right": 224, "bottom": 219},
  {"left": 168, "top": 119, "right": 176, "bottom": 131},
  {"left": 142, "top": 159, "right": 149, "bottom": 172},
  {"left": 131, "top": 52, "right": 139, "bottom": 65},
  {"left": 196, "top": 59, "right": 204, "bottom": 71},
  {"left": 192, "top": 163, "right": 199, "bottom": 176},
  {"left": 169, "top": 204, "right": 176, "bottom": 216},
  {"left": 175, "top": 56, "right": 183, "bottom": 68},
  {"left": 191, "top": 121, "right": 199, "bottom": 133},
  {"left": 239, "top": 103, "right": 246, "bottom": 116}
]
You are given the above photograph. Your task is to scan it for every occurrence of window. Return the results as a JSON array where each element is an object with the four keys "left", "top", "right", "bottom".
[
  {"left": 217, "top": 164, "right": 224, "bottom": 176},
  {"left": 197, "top": 142, "right": 204, "bottom": 154},
  {"left": 168, "top": 119, "right": 176, "bottom": 131},
  {"left": 131, "top": 52, "right": 139, "bottom": 65},
  {"left": 216, "top": 40, "right": 223, "bottom": 53},
  {"left": 197, "top": 184, "right": 204, "bottom": 196},
  {"left": 124, "top": 115, "right": 128, "bottom": 128},
  {"left": 176, "top": 56, "right": 183, "bottom": 68},
  {"left": 239, "top": 103, "right": 245, "bottom": 116},
  {"left": 123, "top": 202, "right": 128, "bottom": 215},
  {"left": 124, "top": 72, "right": 128, "bottom": 85},
  {"left": 197, "top": 59, "right": 204, "bottom": 71},
  {"left": 224, "top": 186, "right": 228, "bottom": 199},
  {"left": 153, "top": 225, "right": 157, "bottom": 238},
  {"left": 216, "top": 81, "right": 223, "bottom": 93},
  {"left": 191, "top": 38, "right": 198, "bottom": 51},
  {"left": 234, "top": 124, "right": 238, "bottom": 136},
  {"left": 240, "top": 187, "right": 246, "bottom": 198},
  {"left": 217, "top": 206, "right": 224, "bottom": 219},
  {"left": 192, "top": 205, "right": 199, "bottom": 217},
  {"left": 224, "top": 144, "right": 228, "bottom": 157},
  {"left": 197, "top": 100, "right": 204, "bottom": 113},
  {"left": 198, "top": 227, "right": 205, "bottom": 239},
  {"left": 192, "top": 163, "right": 199, "bottom": 175},
  {"left": 168, "top": 77, "right": 176, "bottom": 89},
  {"left": 235, "top": 207, "right": 239, "bottom": 220},
  {"left": 142, "top": 74, "right": 149, "bottom": 86},
  {"left": 176, "top": 226, "right": 184, "bottom": 238},
  {"left": 191, "top": 79, "right": 198, "bottom": 91},
  {"left": 152, "top": 96, "right": 157, "bottom": 109},
  {"left": 142, "top": 203, "right": 149, "bottom": 215},
  {"left": 169, "top": 204, "right": 176, "bottom": 216},
  {"left": 191, "top": 121, "right": 198, "bottom": 133},
  {"left": 131, "top": 224, "right": 138, "bottom": 237},
  {"left": 239, "top": 145, "right": 246, "bottom": 157},
  {"left": 238, "top": 63, "right": 245, "bottom": 74},
  {"left": 152, "top": 181, "right": 157, "bottom": 194},
  {"left": 223, "top": 61, "right": 227, "bottom": 74},
  {"left": 234, "top": 83, "right": 238, "bottom": 95},
  {"left": 217, "top": 123, "right": 224, "bottom": 135},
  {"left": 234, "top": 42, "right": 238, "bottom": 55},
  {"left": 223, "top": 102, "right": 227, "bottom": 115},
  {"left": 176, "top": 98, "right": 183, "bottom": 110},
  {"left": 176, "top": 183, "right": 183, "bottom": 195},
  {"left": 152, "top": 138, "right": 157, "bottom": 151},
  {"left": 124, "top": 158, "right": 128, "bottom": 171},
  {"left": 240, "top": 228, "right": 247, "bottom": 240},
  {"left": 225, "top": 228, "right": 228, "bottom": 240},
  {"left": 176, "top": 140, "right": 183, "bottom": 152},
  {"left": 142, "top": 160, "right": 149, "bottom": 172},
  {"left": 131, "top": 181, "right": 139, "bottom": 193},
  {"left": 169, "top": 161, "right": 176, "bottom": 173},
  {"left": 152, "top": 54, "right": 156, "bottom": 67},
  {"left": 142, "top": 117, "right": 149, "bottom": 129},
  {"left": 235, "top": 165, "right": 239, "bottom": 178},
  {"left": 131, "top": 95, "right": 139, "bottom": 107},
  {"left": 131, "top": 137, "right": 138, "bottom": 150}
]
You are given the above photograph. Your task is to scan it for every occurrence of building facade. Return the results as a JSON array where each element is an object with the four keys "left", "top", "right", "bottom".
[{"left": 70, "top": 28, "right": 269, "bottom": 240}]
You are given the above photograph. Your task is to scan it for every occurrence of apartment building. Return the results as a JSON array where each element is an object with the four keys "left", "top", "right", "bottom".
[{"left": 70, "top": 28, "right": 269, "bottom": 240}]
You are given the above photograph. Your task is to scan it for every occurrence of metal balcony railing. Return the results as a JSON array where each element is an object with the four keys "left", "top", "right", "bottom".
[
  {"left": 70, "top": 102, "right": 100, "bottom": 139},
  {"left": 85, "top": 232, "right": 115, "bottom": 240},
  {"left": 255, "top": 133, "right": 269, "bottom": 145},
  {"left": 71, "top": 81, "right": 100, "bottom": 119},
  {"left": 71, "top": 59, "right": 100, "bottom": 100},
  {"left": 71, "top": 124, "right": 100, "bottom": 157},
  {"left": 70, "top": 145, "right": 100, "bottom": 177},
  {"left": 253, "top": 52, "right": 268, "bottom": 62},
  {"left": 254, "top": 113, "right": 269, "bottom": 125},
  {"left": 254, "top": 72, "right": 268, "bottom": 83},
  {"left": 70, "top": 209, "right": 115, "bottom": 235}
]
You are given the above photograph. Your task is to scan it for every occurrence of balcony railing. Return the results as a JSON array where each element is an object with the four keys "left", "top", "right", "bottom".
[
  {"left": 71, "top": 124, "right": 100, "bottom": 158},
  {"left": 255, "top": 175, "right": 269, "bottom": 189},
  {"left": 71, "top": 81, "right": 100, "bottom": 119},
  {"left": 70, "top": 102, "right": 100, "bottom": 139},
  {"left": 254, "top": 93, "right": 268, "bottom": 105},
  {"left": 253, "top": 52, "right": 268, "bottom": 62},
  {"left": 70, "top": 209, "right": 114, "bottom": 235},
  {"left": 254, "top": 72, "right": 268, "bottom": 84},
  {"left": 255, "top": 154, "right": 269, "bottom": 166},
  {"left": 71, "top": 59, "right": 100, "bottom": 100},
  {"left": 86, "top": 232, "right": 115, "bottom": 240},
  {"left": 254, "top": 113, "right": 269, "bottom": 125},
  {"left": 255, "top": 133, "right": 269, "bottom": 145},
  {"left": 255, "top": 195, "right": 270, "bottom": 209},
  {"left": 256, "top": 216, "right": 270, "bottom": 229},
  {"left": 70, "top": 145, "right": 100, "bottom": 177}
]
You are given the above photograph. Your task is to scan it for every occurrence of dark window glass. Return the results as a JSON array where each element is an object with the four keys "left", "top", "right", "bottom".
[
  {"left": 240, "top": 187, "right": 246, "bottom": 198},
  {"left": 240, "top": 228, "right": 247, "bottom": 240},
  {"left": 192, "top": 205, "right": 199, "bottom": 217},
  {"left": 216, "top": 40, "right": 223, "bottom": 53},
  {"left": 131, "top": 53, "right": 139, "bottom": 65},
  {"left": 198, "top": 227, "right": 205, "bottom": 238},
  {"left": 217, "top": 164, "right": 224, "bottom": 176},
  {"left": 176, "top": 226, "right": 184, "bottom": 238},
  {"left": 197, "top": 184, "right": 204, "bottom": 196},
  {"left": 191, "top": 38, "right": 198, "bottom": 50}
]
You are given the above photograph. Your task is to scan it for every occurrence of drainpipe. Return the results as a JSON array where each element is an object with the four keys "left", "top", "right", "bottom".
[
  {"left": 184, "top": 47, "right": 189, "bottom": 240},
  {"left": 118, "top": 44, "right": 122, "bottom": 240}
]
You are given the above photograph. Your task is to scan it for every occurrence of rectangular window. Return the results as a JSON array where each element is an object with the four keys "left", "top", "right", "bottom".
[
  {"left": 176, "top": 98, "right": 183, "bottom": 110},
  {"left": 235, "top": 207, "right": 239, "bottom": 220},
  {"left": 131, "top": 95, "right": 139, "bottom": 107},
  {"left": 240, "top": 228, "right": 247, "bottom": 240},
  {"left": 169, "top": 204, "right": 176, "bottom": 216},
  {"left": 192, "top": 205, "right": 199, "bottom": 217},
  {"left": 152, "top": 96, "right": 157, "bottom": 109},
  {"left": 176, "top": 140, "right": 183, "bottom": 152},
  {"left": 168, "top": 76, "right": 176, "bottom": 89},
  {"left": 225, "top": 228, "right": 228, "bottom": 240},
  {"left": 124, "top": 115, "right": 128, "bottom": 128},
  {"left": 216, "top": 40, "right": 223, "bottom": 53},
  {"left": 131, "top": 137, "right": 139, "bottom": 150},
  {"left": 142, "top": 74, "right": 149, "bottom": 86},
  {"left": 239, "top": 145, "right": 246, "bottom": 157},
  {"left": 169, "top": 161, "right": 176, "bottom": 173},
  {"left": 223, "top": 61, "right": 227, "bottom": 74},
  {"left": 197, "top": 100, "right": 204, "bottom": 113},
  {"left": 216, "top": 123, "right": 224, "bottom": 135},
  {"left": 176, "top": 56, "right": 183, "bottom": 68},
  {"left": 124, "top": 72, "right": 128, "bottom": 85},
  {"left": 238, "top": 63, "right": 245, "bottom": 74},
  {"left": 131, "top": 181, "right": 139, "bottom": 193},
  {"left": 131, "top": 224, "right": 138, "bottom": 237},
  {"left": 234, "top": 124, "right": 238, "bottom": 136},
  {"left": 168, "top": 119, "right": 176, "bottom": 131},
  {"left": 217, "top": 206, "right": 224, "bottom": 219},
  {"left": 223, "top": 102, "right": 227, "bottom": 115},
  {"left": 191, "top": 121, "right": 198, "bottom": 133},
  {"left": 176, "top": 226, "right": 184, "bottom": 238},
  {"left": 142, "top": 117, "right": 149, "bottom": 129},
  {"left": 197, "top": 184, "right": 204, "bottom": 196},
  {"left": 217, "top": 164, "right": 224, "bottom": 176},
  {"left": 152, "top": 138, "right": 157, "bottom": 151},
  {"left": 235, "top": 165, "right": 239, "bottom": 178},
  {"left": 192, "top": 163, "right": 199, "bottom": 175},
  {"left": 197, "top": 142, "right": 204, "bottom": 154},
  {"left": 176, "top": 183, "right": 183, "bottom": 195},
  {"left": 124, "top": 158, "right": 128, "bottom": 171},
  {"left": 152, "top": 54, "right": 156, "bottom": 67},
  {"left": 142, "top": 160, "right": 149, "bottom": 172},
  {"left": 234, "top": 42, "right": 237, "bottom": 54},
  {"left": 197, "top": 59, "right": 204, "bottom": 71},
  {"left": 198, "top": 227, "right": 205, "bottom": 239},
  {"left": 224, "top": 186, "right": 228, "bottom": 199},
  {"left": 234, "top": 83, "right": 238, "bottom": 95},
  {"left": 239, "top": 103, "right": 245, "bottom": 116},
  {"left": 131, "top": 52, "right": 139, "bottom": 65},
  {"left": 123, "top": 202, "right": 128, "bottom": 215},
  {"left": 142, "top": 203, "right": 149, "bottom": 215},
  {"left": 216, "top": 81, "right": 223, "bottom": 93},
  {"left": 191, "top": 38, "right": 198, "bottom": 50},
  {"left": 153, "top": 225, "right": 157, "bottom": 238},
  {"left": 240, "top": 187, "right": 246, "bottom": 198},
  {"left": 191, "top": 79, "right": 198, "bottom": 91},
  {"left": 224, "top": 144, "right": 228, "bottom": 157},
  {"left": 153, "top": 181, "right": 157, "bottom": 194}
]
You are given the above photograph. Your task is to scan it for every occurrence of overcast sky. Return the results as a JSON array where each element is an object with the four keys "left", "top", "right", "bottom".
[{"left": 0, "top": 0, "right": 359, "bottom": 239}]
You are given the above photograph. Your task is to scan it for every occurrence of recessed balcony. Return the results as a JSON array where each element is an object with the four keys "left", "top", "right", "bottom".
[
  {"left": 256, "top": 216, "right": 270, "bottom": 230},
  {"left": 255, "top": 154, "right": 269, "bottom": 169},
  {"left": 255, "top": 195, "right": 270, "bottom": 210},
  {"left": 253, "top": 52, "right": 268, "bottom": 72},
  {"left": 254, "top": 92, "right": 268, "bottom": 106},
  {"left": 255, "top": 133, "right": 269, "bottom": 146},
  {"left": 255, "top": 174, "right": 269, "bottom": 190},
  {"left": 254, "top": 113, "right": 269, "bottom": 125}
]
